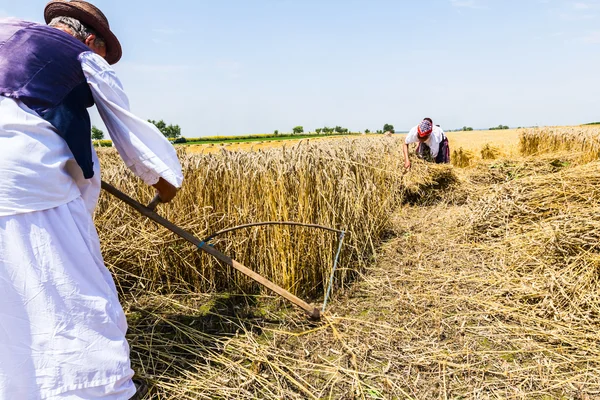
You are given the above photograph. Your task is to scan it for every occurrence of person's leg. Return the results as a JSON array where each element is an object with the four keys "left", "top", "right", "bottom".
[
  {"left": 435, "top": 138, "right": 450, "bottom": 164},
  {"left": 0, "top": 198, "right": 135, "bottom": 399}
]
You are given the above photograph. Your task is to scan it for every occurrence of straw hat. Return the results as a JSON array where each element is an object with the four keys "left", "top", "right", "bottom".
[{"left": 44, "top": 0, "right": 122, "bottom": 64}]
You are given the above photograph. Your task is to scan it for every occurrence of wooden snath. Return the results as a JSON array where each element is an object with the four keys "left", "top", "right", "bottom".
[{"left": 101, "top": 181, "right": 321, "bottom": 319}]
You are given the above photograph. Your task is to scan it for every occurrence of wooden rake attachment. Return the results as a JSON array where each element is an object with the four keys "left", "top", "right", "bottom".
[{"left": 101, "top": 181, "right": 332, "bottom": 319}]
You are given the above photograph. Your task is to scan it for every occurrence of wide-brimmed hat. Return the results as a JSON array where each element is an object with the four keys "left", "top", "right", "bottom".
[{"left": 44, "top": 0, "right": 122, "bottom": 64}]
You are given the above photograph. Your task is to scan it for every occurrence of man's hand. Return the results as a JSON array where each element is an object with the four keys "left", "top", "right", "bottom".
[
  {"left": 404, "top": 160, "right": 411, "bottom": 170},
  {"left": 152, "top": 177, "right": 178, "bottom": 203}
]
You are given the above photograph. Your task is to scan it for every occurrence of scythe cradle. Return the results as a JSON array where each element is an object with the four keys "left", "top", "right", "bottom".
[{"left": 101, "top": 180, "right": 346, "bottom": 320}]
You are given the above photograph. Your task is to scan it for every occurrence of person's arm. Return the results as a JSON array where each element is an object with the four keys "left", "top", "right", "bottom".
[
  {"left": 403, "top": 127, "right": 419, "bottom": 169},
  {"left": 403, "top": 142, "right": 411, "bottom": 169},
  {"left": 79, "top": 52, "right": 183, "bottom": 202}
]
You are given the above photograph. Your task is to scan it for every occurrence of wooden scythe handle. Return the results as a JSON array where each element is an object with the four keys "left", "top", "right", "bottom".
[{"left": 146, "top": 195, "right": 162, "bottom": 211}]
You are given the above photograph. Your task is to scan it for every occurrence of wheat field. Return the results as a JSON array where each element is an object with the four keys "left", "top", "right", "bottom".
[
  {"left": 97, "top": 138, "right": 455, "bottom": 298},
  {"left": 95, "top": 125, "right": 600, "bottom": 399}
]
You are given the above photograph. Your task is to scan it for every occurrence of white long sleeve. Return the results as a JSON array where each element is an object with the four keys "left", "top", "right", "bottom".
[{"left": 79, "top": 51, "right": 183, "bottom": 188}]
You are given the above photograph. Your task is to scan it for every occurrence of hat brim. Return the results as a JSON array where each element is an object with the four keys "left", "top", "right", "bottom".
[{"left": 44, "top": 1, "right": 122, "bottom": 65}]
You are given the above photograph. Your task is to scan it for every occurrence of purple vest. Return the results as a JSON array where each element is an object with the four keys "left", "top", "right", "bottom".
[{"left": 0, "top": 19, "right": 96, "bottom": 178}]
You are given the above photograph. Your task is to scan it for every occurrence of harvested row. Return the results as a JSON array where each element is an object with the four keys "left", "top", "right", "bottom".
[
  {"left": 361, "top": 158, "right": 600, "bottom": 397},
  {"left": 467, "top": 159, "right": 600, "bottom": 321},
  {"left": 469, "top": 156, "right": 600, "bottom": 238},
  {"left": 418, "top": 159, "right": 600, "bottom": 397},
  {"left": 95, "top": 138, "right": 457, "bottom": 298}
]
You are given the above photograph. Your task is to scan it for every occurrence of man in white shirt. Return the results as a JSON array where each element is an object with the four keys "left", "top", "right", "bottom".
[
  {"left": 403, "top": 118, "right": 450, "bottom": 169},
  {"left": 0, "top": 1, "right": 182, "bottom": 398}
]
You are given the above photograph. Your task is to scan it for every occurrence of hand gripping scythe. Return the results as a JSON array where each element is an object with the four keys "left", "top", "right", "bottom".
[{"left": 101, "top": 180, "right": 337, "bottom": 320}]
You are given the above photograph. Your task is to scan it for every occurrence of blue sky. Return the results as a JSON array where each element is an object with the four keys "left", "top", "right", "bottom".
[{"left": 1, "top": 0, "right": 599, "bottom": 136}]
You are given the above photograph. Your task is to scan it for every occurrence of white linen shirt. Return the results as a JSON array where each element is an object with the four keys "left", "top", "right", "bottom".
[
  {"left": 0, "top": 51, "right": 183, "bottom": 216},
  {"left": 405, "top": 125, "right": 446, "bottom": 158}
]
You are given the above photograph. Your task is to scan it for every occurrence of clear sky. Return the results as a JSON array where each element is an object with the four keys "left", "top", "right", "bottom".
[{"left": 1, "top": 0, "right": 599, "bottom": 136}]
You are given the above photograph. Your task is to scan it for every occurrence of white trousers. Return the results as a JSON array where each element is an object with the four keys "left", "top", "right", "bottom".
[{"left": 0, "top": 198, "right": 135, "bottom": 399}]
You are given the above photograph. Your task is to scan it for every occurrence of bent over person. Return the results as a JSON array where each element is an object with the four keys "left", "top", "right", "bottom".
[
  {"left": 403, "top": 118, "right": 450, "bottom": 169},
  {"left": 0, "top": 1, "right": 183, "bottom": 398}
]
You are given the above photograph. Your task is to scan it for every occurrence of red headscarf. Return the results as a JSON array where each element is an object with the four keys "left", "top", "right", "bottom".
[{"left": 417, "top": 120, "right": 433, "bottom": 138}]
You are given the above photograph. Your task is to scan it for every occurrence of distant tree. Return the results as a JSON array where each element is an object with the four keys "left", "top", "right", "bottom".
[
  {"left": 91, "top": 125, "right": 104, "bottom": 140},
  {"left": 365, "top": 129, "right": 370, "bottom": 134},
  {"left": 274, "top": 130, "right": 279, "bottom": 135},
  {"left": 462, "top": 126, "right": 473, "bottom": 131},
  {"left": 315, "top": 128, "right": 322, "bottom": 134},
  {"left": 334, "top": 126, "right": 344, "bottom": 134},
  {"left": 164, "top": 124, "right": 181, "bottom": 138},
  {"left": 322, "top": 126, "right": 333, "bottom": 134},
  {"left": 383, "top": 123, "right": 394, "bottom": 133},
  {"left": 148, "top": 119, "right": 181, "bottom": 139},
  {"left": 489, "top": 124, "right": 509, "bottom": 130},
  {"left": 293, "top": 126, "right": 304, "bottom": 134},
  {"left": 342, "top": 128, "right": 349, "bottom": 133},
  {"left": 376, "top": 130, "right": 383, "bottom": 134}
]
